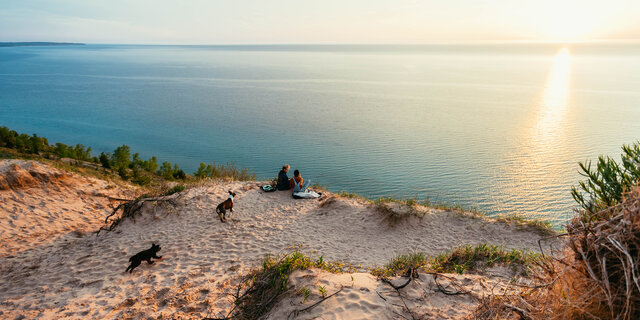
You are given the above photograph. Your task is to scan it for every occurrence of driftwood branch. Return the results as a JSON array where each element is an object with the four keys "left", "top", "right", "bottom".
[
  {"left": 288, "top": 287, "right": 344, "bottom": 319},
  {"left": 96, "top": 196, "right": 180, "bottom": 235},
  {"left": 381, "top": 276, "right": 413, "bottom": 290}
]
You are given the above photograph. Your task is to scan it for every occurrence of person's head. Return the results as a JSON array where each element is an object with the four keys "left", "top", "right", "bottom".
[
  {"left": 293, "top": 170, "right": 300, "bottom": 177},
  {"left": 282, "top": 164, "right": 290, "bottom": 172}
]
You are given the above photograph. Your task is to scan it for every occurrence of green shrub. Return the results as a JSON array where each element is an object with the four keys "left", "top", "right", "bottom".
[
  {"left": 572, "top": 142, "right": 640, "bottom": 217},
  {"left": 194, "top": 162, "right": 213, "bottom": 178},
  {"left": 143, "top": 156, "right": 159, "bottom": 172},
  {"left": 192, "top": 161, "right": 256, "bottom": 181},
  {"left": 172, "top": 164, "right": 186, "bottom": 180},
  {"left": 0, "top": 127, "right": 17, "bottom": 148},
  {"left": 158, "top": 161, "right": 174, "bottom": 180},
  {"left": 131, "top": 167, "right": 151, "bottom": 186},
  {"left": 230, "top": 251, "right": 352, "bottom": 319},
  {"left": 117, "top": 166, "right": 129, "bottom": 180}
]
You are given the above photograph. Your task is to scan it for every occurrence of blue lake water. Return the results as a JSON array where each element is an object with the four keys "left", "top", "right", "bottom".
[{"left": 1, "top": 43, "right": 640, "bottom": 226}]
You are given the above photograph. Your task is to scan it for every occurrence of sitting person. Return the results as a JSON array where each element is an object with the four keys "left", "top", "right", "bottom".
[
  {"left": 291, "top": 169, "right": 320, "bottom": 198},
  {"left": 291, "top": 169, "right": 311, "bottom": 193},
  {"left": 276, "top": 164, "right": 292, "bottom": 190}
]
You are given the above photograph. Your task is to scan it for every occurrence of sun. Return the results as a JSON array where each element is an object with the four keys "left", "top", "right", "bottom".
[{"left": 532, "top": 1, "right": 612, "bottom": 42}]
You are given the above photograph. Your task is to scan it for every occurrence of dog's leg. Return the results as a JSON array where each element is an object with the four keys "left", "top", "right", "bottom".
[
  {"left": 129, "top": 260, "right": 141, "bottom": 273},
  {"left": 219, "top": 209, "right": 226, "bottom": 222},
  {"left": 147, "top": 258, "right": 154, "bottom": 265}
]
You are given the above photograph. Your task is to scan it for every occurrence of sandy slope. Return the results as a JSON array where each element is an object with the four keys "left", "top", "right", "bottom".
[
  {"left": 0, "top": 160, "right": 134, "bottom": 257},
  {"left": 0, "top": 160, "right": 556, "bottom": 319}
]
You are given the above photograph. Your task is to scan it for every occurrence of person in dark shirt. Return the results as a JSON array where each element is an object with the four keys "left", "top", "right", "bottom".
[{"left": 276, "top": 164, "right": 292, "bottom": 190}]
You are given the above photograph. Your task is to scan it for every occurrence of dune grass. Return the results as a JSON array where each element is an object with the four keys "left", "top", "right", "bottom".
[
  {"left": 227, "top": 250, "right": 354, "bottom": 319},
  {"left": 347, "top": 192, "right": 556, "bottom": 234},
  {"left": 164, "top": 184, "right": 185, "bottom": 196},
  {"left": 370, "top": 244, "right": 544, "bottom": 278},
  {"left": 494, "top": 214, "right": 556, "bottom": 235}
]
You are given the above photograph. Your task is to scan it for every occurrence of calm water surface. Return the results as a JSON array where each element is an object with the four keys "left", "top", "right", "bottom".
[{"left": 2, "top": 44, "right": 640, "bottom": 226}]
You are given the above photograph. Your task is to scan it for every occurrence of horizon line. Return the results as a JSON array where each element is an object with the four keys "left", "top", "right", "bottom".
[{"left": 2, "top": 39, "right": 640, "bottom": 46}]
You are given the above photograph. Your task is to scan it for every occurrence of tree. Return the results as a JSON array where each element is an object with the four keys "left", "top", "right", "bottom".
[
  {"left": 0, "top": 127, "right": 16, "bottom": 148},
  {"left": 99, "top": 152, "right": 111, "bottom": 169},
  {"left": 15, "top": 134, "right": 31, "bottom": 153},
  {"left": 158, "top": 161, "right": 174, "bottom": 180},
  {"left": 54, "top": 142, "right": 71, "bottom": 158},
  {"left": 29, "top": 134, "right": 45, "bottom": 154},
  {"left": 172, "top": 163, "right": 186, "bottom": 180},
  {"left": 111, "top": 145, "right": 131, "bottom": 170},
  {"left": 117, "top": 166, "right": 129, "bottom": 180},
  {"left": 194, "top": 162, "right": 213, "bottom": 178},
  {"left": 143, "top": 156, "right": 159, "bottom": 172},
  {"left": 74, "top": 144, "right": 91, "bottom": 161}
]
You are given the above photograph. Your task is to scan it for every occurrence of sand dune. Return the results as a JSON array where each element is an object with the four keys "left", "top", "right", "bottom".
[
  {"left": 0, "top": 160, "right": 555, "bottom": 319},
  {"left": 0, "top": 160, "right": 134, "bottom": 257}
]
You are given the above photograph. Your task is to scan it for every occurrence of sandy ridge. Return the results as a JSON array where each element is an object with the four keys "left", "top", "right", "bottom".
[{"left": 0, "top": 160, "right": 554, "bottom": 319}]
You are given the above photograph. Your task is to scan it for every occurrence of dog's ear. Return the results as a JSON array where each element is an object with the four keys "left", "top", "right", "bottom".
[{"left": 228, "top": 190, "right": 233, "bottom": 195}]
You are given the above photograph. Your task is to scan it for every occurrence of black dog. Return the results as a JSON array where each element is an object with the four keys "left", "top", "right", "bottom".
[
  {"left": 125, "top": 243, "right": 162, "bottom": 273},
  {"left": 216, "top": 191, "right": 236, "bottom": 222}
]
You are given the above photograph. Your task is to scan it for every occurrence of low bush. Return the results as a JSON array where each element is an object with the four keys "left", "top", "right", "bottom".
[
  {"left": 192, "top": 161, "right": 255, "bottom": 181},
  {"left": 165, "top": 185, "right": 185, "bottom": 196}
]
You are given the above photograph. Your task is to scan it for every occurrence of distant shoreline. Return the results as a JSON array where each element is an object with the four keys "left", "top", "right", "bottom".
[{"left": 0, "top": 42, "right": 85, "bottom": 47}]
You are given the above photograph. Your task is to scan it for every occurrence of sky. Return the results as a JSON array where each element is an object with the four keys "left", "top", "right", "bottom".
[{"left": 1, "top": 0, "right": 640, "bottom": 44}]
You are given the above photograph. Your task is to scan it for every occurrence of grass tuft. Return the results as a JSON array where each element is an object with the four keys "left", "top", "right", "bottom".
[{"left": 495, "top": 214, "right": 556, "bottom": 235}]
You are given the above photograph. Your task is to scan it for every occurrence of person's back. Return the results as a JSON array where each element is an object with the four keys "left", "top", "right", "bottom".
[{"left": 276, "top": 165, "right": 291, "bottom": 190}]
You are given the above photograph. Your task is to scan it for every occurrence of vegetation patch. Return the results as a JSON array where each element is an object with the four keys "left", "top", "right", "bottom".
[
  {"left": 371, "top": 244, "right": 543, "bottom": 278},
  {"left": 165, "top": 184, "right": 185, "bottom": 196},
  {"left": 223, "top": 251, "right": 354, "bottom": 320},
  {"left": 0, "top": 125, "right": 255, "bottom": 189},
  {"left": 194, "top": 161, "right": 255, "bottom": 181},
  {"left": 571, "top": 141, "right": 640, "bottom": 217}
]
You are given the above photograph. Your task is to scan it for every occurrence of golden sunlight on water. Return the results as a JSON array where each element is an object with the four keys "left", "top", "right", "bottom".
[
  {"left": 498, "top": 47, "right": 573, "bottom": 221},
  {"left": 538, "top": 47, "right": 571, "bottom": 137}
]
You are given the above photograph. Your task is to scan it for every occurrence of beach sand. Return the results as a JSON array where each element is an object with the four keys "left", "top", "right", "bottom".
[{"left": 0, "top": 160, "right": 556, "bottom": 319}]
